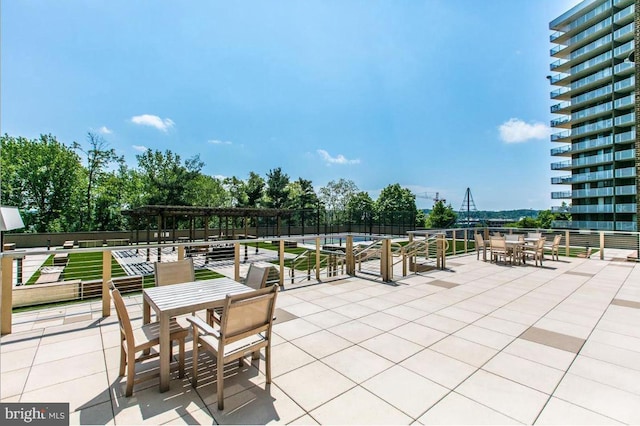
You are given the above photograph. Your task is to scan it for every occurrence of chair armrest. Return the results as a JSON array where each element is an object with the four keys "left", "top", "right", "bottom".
[{"left": 186, "top": 316, "right": 221, "bottom": 339}]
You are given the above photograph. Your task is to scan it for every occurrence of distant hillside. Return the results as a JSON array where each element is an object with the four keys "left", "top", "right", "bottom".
[{"left": 423, "top": 209, "right": 541, "bottom": 222}]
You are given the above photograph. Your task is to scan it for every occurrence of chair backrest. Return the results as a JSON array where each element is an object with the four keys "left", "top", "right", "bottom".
[
  {"left": 109, "top": 281, "right": 135, "bottom": 345},
  {"left": 552, "top": 234, "right": 562, "bottom": 246},
  {"left": 490, "top": 237, "right": 506, "bottom": 250},
  {"left": 492, "top": 232, "right": 502, "bottom": 237},
  {"left": 245, "top": 264, "right": 270, "bottom": 290},
  {"left": 505, "top": 234, "right": 520, "bottom": 242},
  {"left": 527, "top": 232, "right": 542, "bottom": 239},
  {"left": 536, "top": 237, "right": 546, "bottom": 250},
  {"left": 474, "top": 233, "right": 484, "bottom": 247},
  {"left": 154, "top": 258, "right": 195, "bottom": 286},
  {"left": 220, "top": 285, "right": 279, "bottom": 345}
]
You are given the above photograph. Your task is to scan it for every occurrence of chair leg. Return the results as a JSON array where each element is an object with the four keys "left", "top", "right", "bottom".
[
  {"left": 191, "top": 336, "right": 199, "bottom": 388},
  {"left": 178, "top": 338, "right": 185, "bottom": 379},
  {"left": 119, "top": 343, "right": 126, "bottom": 377},
  {"left": 265, "top": 344, "right": 271, "bottom": 384},
  {"left": 217, "top": 356, "right": 225, "bottom": 410},
  {"left": 125, "top": 349, "right": 135, "bottom": 397}
]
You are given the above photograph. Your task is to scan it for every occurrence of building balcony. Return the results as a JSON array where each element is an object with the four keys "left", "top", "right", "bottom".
[
  {"left": 614, "top": 94, "right": 635, "bottom": 110},
  {"left": 615, "top": 129, "right": 636, "bottom": 144},
  {"left": 550, "top": 116, "right": 571, "bottom": 128},
  {"left": 551, "top": 220, "right": 615, "bottom": 230},
  {"left": 613, "top": 3, "right": 635, "bottom": 25},
  {"left": 614, "top": 112, "right": 635, "bottom": 127},
  {"left": 551, "top": 191, "right": 572, "bottom": 199},
  {"left": 614, "top": 75, "right": 635, "bottom": 92},
  {"left": 551, "top": 87, "right": 571, "bottom": 100}
]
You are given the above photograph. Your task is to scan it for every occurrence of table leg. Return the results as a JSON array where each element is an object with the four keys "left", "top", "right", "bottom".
[
  {"left": 159, "top": 313, "right": 171, "bottom": 392},
  {"left": 143, "top": 299, "right": 151, "bottom": 356}
]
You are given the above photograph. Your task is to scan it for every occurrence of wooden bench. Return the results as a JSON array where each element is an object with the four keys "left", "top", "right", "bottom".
[
  {"left": 53, "top": 253, "right": 69, "bottom": 266},
  {"left": 13, "top": 279, "right": 82, "bottom": 307},
  {"left": 63, "top": 240, "right": 74, "bottom": 249},
  {"left": 106, "top": 238, "right": 130, "bottom": 247},
  {"left": 3, "top": 243, "right": 16, "bottom": 251},
  {"left": 78, "top": 240, "right": 103, "bottom": 248}
]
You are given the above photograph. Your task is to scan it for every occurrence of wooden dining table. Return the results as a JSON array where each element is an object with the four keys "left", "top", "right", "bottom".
[{"left": 143, "top": 278, "right": 253, "bottom": 392}]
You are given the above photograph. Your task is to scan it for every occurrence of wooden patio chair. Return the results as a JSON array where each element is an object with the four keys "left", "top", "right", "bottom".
[
  {"left": 154, "top": 258, "right": 195, "bottom": 286},
  {"left": 109, "top": 282, "right": 188, "bottom": 397},
  {"left": 207, "top": 264, "right": 270, "bottom": 326},
  {"left": 523, "top": 237, "right": 546, "bottom": 266},
  {"left": 474, "top": 233, "right": 488, "bottom": 261},
  {"left": 188, "top": 285, "right": 279, "bottom": 410},
  {"left": 490, "top": 237, "right": 511, "bottom": 264},
  {"left": 543, "top": 234, "right": 562, "bottom": 261}
]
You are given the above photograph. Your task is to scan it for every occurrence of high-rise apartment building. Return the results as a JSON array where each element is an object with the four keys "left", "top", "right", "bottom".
[{"left": 549, "top": 0, "right": 637, "bottom": 232}]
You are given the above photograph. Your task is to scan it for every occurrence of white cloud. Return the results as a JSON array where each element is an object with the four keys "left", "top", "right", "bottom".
[
  {"left": 98, "top": 126, "right": 112, "bottom": 134},
  {"left": 498, "top": 118, "right": 551, "bottom": 143},
  {"left": 208, "top": 139, "right": 232, "bottom": 145},
  {"left": 132, "top": 145, "right": 148, "bottom": 152},
  {"left": 317, "top": 149, "right": 360, "bottom": 165},
  {"left": 130, "top": 114, "right": 175, "bottom": 132}
]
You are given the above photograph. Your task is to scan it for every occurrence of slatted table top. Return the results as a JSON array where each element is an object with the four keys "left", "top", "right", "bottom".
[{"left": 143, "top": 278, "right": 252, "bottom": 317}]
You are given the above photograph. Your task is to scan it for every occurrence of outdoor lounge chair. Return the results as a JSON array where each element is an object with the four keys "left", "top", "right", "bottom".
[
  {"left": 188, "top": 285, "right": 279, "bottom": 410},
  {"left": 207, "top": 264, "right": 270, "bottom": 326},
  {"left": 110, "top": 282, "right": 188, "bottom": 397}
]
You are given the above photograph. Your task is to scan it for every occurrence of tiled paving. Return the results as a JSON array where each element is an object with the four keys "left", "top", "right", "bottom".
[{"left": 2, "top": 254, "right": 640, "bottom": 424}]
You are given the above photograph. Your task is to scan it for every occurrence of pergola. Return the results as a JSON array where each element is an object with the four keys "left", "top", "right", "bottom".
[{"left": 121, "top": 205, "right": 294, "bottom": 246}]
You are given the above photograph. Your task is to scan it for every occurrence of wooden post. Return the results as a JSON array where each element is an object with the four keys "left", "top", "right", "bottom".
[
  {"left": 234, "top": 243, "right": 240, "bottom": 282},
  {"left": 157, "top": 215, "right": 162, "bottom": 263},
  {"left": 1, "top": 255, "right": 14, "bottom": 335},
  {"left": 177, "top": 246, "right": 185, "bottom": 260},
  {"left": 452, "top": 231, "right": 457, "bottom": 255},
  {"left": 565, "top": 230, "right": 570, "bottom": 257},
  {"left": 380, "top": 238, "right": 392, "bottom": 282},
  {"left": 599, "top": 231, "right": 605, "bottom": 260},
  {"left": 346, "top": 235, "right": 354, "bottom": 275},
  {"left": 102, "top": 250, "right": 112, "bottom": 317},
  {"left": 279, "top": 240, "right": 285, "bottom": 286},
  {"left": 464, "top": 229, "right": 468, "bottom": 253},
  {"left": 315, "top": 237, "right": 321, "bottom": 280},
  {"left": 436, "top": 234, "right": 446, "bottom": 270}
]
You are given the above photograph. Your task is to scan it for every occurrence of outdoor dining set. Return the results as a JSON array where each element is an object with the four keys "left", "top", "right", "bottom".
[
  {"left": 474, "top": 232, "right": 562, "bottom": 266},
  {"left": 109, "top": 258, "right": 277, "bottom": 410}
]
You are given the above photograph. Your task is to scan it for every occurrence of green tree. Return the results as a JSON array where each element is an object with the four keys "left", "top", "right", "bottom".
[
  {"left": 318, "top": 178, "right": 358, "bottom": 212},
  {"left": 265, "top": 167, "right": 290, "bottom": 209},
  {"left": 425, "top": 201, "right": 457, "bottom": 228},
  {"left": 73, "top": 132, "right": 122, "bottom": 230},
  {"left": 223, "top": 176, "right": 248, "bottom": 207},
  {"left": 187, "top": 175, "right": 229, "bottom": 207},
  {"left": 0, "top": 134, "right": 83, "bottom": 232},
  {"left": 136, "top": 149, "right": 203, "bottom": 205},
  {"left": 347, "top": 191, "right": 375, "bottom": 223},
  {"left": 537, "top": 210, "right": 555, "bottom": 229},
  {"left": 245, "top": 172, "right": 265, "bottom": 207}
]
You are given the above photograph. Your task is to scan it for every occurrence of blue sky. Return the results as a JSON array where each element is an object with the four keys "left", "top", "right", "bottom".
[{"left": 2, "top": 0, "right": 582, "bottom": 211}]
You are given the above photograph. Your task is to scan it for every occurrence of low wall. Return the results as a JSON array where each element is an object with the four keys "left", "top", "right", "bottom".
[{"left": 13, "top": 280, "right": 81, "bottom": 308}]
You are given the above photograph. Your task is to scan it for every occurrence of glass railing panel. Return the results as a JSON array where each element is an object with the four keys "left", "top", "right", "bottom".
[
  {"left": 551, "top": 220, "right": 615, "bottom": 230},
  {"left": 572, "top": 102, "right": 612, "bottom": 120},
  {"left": 615, "top": 129, "right": 635, "bottom": 143},
  {"left": 613, "top": 22, "right": 634, "bottom": 40},
  {"left": 550, "top": 59, "right": 568, "bottom": 70},
  {"left": 614, "top": 41, "right": 634, "bottom": 57},
  {"left": 613, "top": 3, "right": 634, "bottom": 22},
  {"left": 615, "top": 203, "right": 637, "bottom": 213},
  {"left": 570, "top": 135, "right": 614, "bottom": 152},
  {"left": 570, "top": 34, "right": 612, "bottom": 60},
  {"left": 571, "top": 67, "right": 612, "bottom": 90},
  {"left": 572, "top": 85, "right": 612, "bottom": 105},
  {"left": 572, "top": 118, "right": 613, "bottom": 137},
  {"left": 569, "top": 17, "right": 612, "bottom": 45},
  {"left": 567, "top": 1, "right": 611, "bottom": 32},
  {"left": 615, "top": 185, "right": 637, "bottom": 195},
  {"left": 573, "top": 187, "right": 614, "bottom": 197},
  {"left": 551, "top": 87, "right": 570, "bottom": 98},
  {"left": 572, "top": 153, "right": 614, "bottom": 167},
  {"left": 614, "top": 94, "right": 634, "bottom": 108},
  {"left": 570, "top": 205, "right": 614, "bottom": 214},
  {"left": 551, "top": 117, "right": 571, "bottom": 127},
  {"left": 614, "top": 112, "right": 635, "bottom": 126},
  {"left": 551, "top": 160, "right": 572, "bottom": 170},
  {"left": 551, "top": 131, "right": 571, "bottom": 141},
  {"left": 551, "top": 101, "right": 571, "bottom": 113},
  {"left": 550, "top": 73, "right": 570, "bottom": 84},
  {"left": 614, "top": 167, "right": 636, "bottom": 178},
  {"left": 615, "top": 222, "right": 637, "bottom": 232},
  {"left": 551, "top": 191, "right": 572, "bottom": 199},
  {"left": 614, "top": 75, "right": 635, "bottom": 91},
  {"left": 571, "top": 51, "right": 612, "bottom": 75},
  {"left": 614, "top": 149, "right": 635, "bottom": 161},
  {"left": 614, "top": 61, "right": 634, "bottom": 75}
]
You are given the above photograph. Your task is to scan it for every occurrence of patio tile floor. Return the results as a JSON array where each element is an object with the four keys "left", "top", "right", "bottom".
[{"left": 2, "top": 254, "right": 640, "bottom": 424}]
